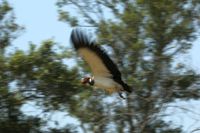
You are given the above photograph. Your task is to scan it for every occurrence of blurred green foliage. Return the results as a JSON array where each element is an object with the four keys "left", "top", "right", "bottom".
[{"left": 0, "top": 1, "right": 84, "bottom": 132}]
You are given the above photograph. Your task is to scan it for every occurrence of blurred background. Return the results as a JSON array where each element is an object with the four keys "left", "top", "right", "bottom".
[{"left": 0, "top": 0, "right": 200, "bottom": 132}]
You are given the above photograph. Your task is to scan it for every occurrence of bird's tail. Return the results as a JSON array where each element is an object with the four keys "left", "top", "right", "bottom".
[{"left": 121, "top": 82, "right": 132, "bottom": 93}]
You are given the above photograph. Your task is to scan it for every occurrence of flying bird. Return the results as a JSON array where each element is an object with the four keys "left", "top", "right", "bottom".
[{"left": 70, "top": 29, "right": 132, "bottom": 98}]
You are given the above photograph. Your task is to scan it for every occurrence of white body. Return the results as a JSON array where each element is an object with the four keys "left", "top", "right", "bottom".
[{"left": 94, "top": 76, "right": 123, "bottom": 94}]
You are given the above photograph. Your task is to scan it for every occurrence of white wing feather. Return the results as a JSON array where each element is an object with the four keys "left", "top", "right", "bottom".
[{"left": 78, "top": 48, "right": 112, "bottom": 77}]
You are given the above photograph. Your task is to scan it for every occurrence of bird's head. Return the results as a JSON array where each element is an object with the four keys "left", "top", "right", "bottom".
[{"left": 81, "top": 76, "right": 94, "bottom": 85}]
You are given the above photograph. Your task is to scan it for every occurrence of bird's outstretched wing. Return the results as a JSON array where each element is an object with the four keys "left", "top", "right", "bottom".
[{"left": 70, "top": 28, "right": 122, "bottom": 80}]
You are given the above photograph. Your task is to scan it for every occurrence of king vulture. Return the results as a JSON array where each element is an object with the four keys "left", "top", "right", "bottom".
[{"left": 70, "top": 29, "right": 132, "bottom": 98}]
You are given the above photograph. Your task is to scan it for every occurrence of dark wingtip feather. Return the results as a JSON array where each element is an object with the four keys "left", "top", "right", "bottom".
[{"left": 70, "top": 28, "right": 91, "bottom": 50}]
